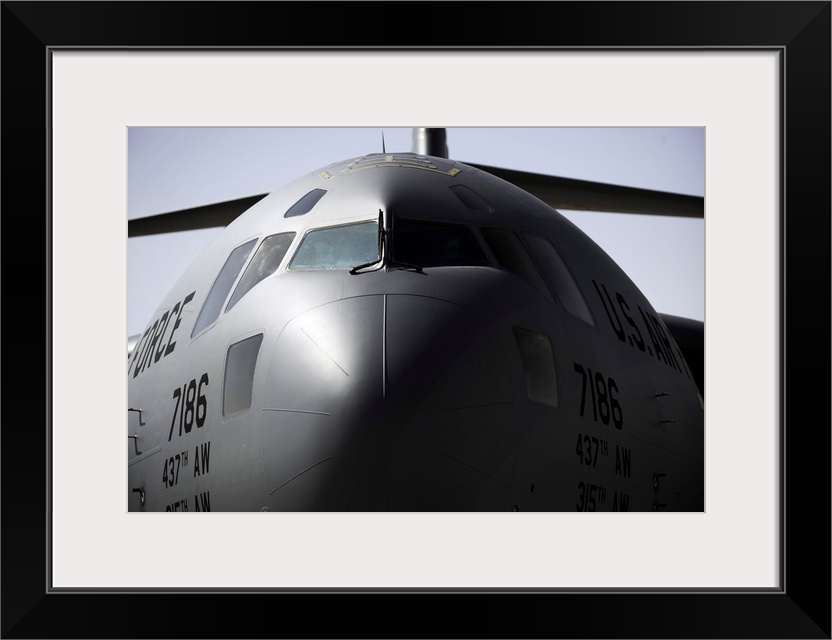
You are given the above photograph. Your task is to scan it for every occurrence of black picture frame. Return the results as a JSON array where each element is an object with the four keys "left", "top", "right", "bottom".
[{"left": 2, "top": 2, "right": 829, "bottom": 638}]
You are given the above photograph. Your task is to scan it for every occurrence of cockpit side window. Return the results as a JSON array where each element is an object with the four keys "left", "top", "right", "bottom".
[
  {"left": 523, "top": 234, "right": 596, "bottom": 325},
  {"left": 288, "top": 221, "right": 378, "bottom": 270},
  {"left": 226, "top": 232, "right": 296, "bottom": 312},
  {"left": 394, "top": 220, "right": 487, "bottom": 267},
  {"left": 449, "top": 184, "right": 494, "bottom": 212},
  {"left": 480, "top": 228, "right": 553, "bottom": 301},
  {"left": 284, "top": 189, "right": 327, "bottom": 218},
  {"left": 191, "top": 239, "right": 257, "bottom": 338}
]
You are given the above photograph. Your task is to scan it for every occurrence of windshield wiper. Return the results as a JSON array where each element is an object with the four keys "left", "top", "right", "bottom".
[
  {"left": 349, "top": 210, "right": 384, "bottom": 274},
  {"left": 350, "top": 209, "right": 423, "bottom": 275}
]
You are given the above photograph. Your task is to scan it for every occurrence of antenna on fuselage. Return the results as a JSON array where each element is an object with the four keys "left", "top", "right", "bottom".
[
  {"left": 413, "top": 127, "right": 448, "bottom": 158},
  {"left": 382, "top": 131, "right": 386, "bottom": 154}
]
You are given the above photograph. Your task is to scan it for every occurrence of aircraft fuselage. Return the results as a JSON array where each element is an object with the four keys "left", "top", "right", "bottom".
[{"left": 128, "top": 153, "right": 703, "bottom": 512}]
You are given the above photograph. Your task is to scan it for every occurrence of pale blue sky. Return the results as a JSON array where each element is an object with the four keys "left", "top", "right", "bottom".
[{"left": 128, "top": 127, "right": 704, "bottom": 336}]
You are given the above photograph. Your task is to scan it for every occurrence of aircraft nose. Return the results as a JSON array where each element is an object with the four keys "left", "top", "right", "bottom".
[{"left": 262, "top": 294, "right": 516, "bottom": 510}]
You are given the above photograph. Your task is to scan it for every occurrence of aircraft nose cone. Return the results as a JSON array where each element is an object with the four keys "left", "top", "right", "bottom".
[{"left": 262, "top": 294, "right": 516, "bottom": 510}]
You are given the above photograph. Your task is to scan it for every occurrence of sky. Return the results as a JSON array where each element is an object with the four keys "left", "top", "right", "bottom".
[{"left": 127, "top": 127, "right": 704, "bottom": 337}]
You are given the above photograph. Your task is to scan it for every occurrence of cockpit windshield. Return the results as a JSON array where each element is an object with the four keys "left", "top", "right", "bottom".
[
  {"left": 288, "top": 221, "right": 379, "bottom": 270},
  {"left": 393, "top": 220, "right": 487, "bottom": 267},
  {"left": 287, "top": 217, "right": 488, "bottom": 272}
]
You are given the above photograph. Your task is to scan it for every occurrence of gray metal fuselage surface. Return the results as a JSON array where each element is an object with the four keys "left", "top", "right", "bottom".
[{"left": 128, "top": 153, "right": 703, "bottom": 512}]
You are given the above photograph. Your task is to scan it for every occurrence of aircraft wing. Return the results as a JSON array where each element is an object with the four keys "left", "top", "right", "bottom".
[
  {"left": 128, "top": 194, "right": 268, "bottom": 237},
  {"left": 463, "top": 163, "right": 704, "bottom": 218},
  {"left": 128, "top": 162, "right": 702, "bottom": 239}
]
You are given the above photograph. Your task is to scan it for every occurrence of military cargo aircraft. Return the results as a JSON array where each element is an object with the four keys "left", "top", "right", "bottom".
[{"left": 128, "top": 128, "right": 704, "bottom": 512}]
